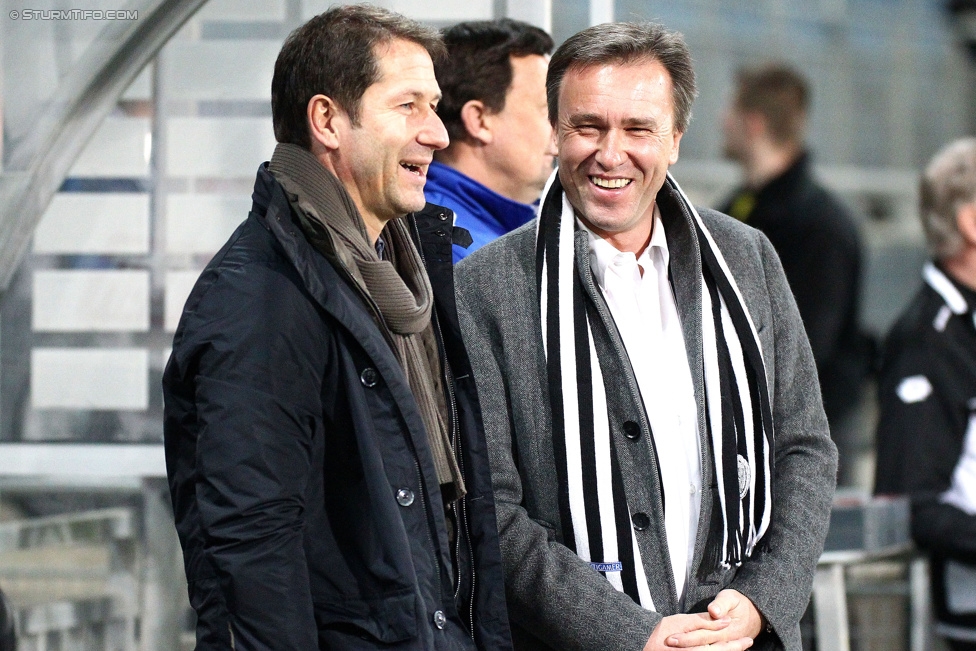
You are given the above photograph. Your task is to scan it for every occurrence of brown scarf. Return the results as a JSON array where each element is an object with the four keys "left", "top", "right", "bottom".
[{"left": 269, "top": 143, "right": 465, "bottom": 500}]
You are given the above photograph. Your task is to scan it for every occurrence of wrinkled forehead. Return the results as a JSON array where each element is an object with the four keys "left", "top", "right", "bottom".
[
  {"left": 557, "top": 58, "right": 675, "bottom": 117},
  {"left": 558, "top": 56, "right": 668, "bottom": 97}
]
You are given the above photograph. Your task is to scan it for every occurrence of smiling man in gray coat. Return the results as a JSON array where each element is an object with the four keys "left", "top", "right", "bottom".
[{"left": 455, "top": 22, "right": 837, "bottom": 651}]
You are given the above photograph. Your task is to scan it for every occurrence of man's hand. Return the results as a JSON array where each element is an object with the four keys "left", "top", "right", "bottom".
[
  {"left": 706, "top": 590, "right": 764, "bottom": 641},
  {"left": 641, "top": 612, "right": 752, "bottom": 651},
  {"left": 658, "top": 589, "right": 764, "bottom": 649}
]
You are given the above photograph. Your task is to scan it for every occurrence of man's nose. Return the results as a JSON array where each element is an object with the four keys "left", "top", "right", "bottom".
[
  {"left": 420, "top": 110, "right": 450, "bottom": 151},
  {"left": 594, "top": 129, "right": 624, "bottom": 168}
]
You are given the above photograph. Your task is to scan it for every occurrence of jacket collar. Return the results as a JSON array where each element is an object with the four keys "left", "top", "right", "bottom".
[
  {"left": 426, "top": 161, "right": 537, "bottom": 232},
  {"left": 924, "top": 261, "right": 971, "bottom": 315},
  {"left": 754, "top": 150, "right": 812, "bottom": 202}
]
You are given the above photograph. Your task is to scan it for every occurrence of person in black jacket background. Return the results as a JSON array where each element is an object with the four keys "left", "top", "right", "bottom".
[
  {"left": 720, "top": 63, "right": 872, "bottom": 486},
  {"left": 875, "top": 137, "right": 976, "bottom": 651},
  {"left": 162, "top": 5, "right": 511, "bottom": 649},
  {"left": 0, "top": 585, "right": 14, "bottom": 651}
]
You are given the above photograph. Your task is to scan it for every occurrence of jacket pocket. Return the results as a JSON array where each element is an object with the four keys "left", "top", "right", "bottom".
[{"left": 314, "top": 588, "right": 417, "bottom": 644}]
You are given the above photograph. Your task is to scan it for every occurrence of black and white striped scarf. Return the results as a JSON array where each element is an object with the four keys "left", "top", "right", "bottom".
[{"left": 535, "top": 171, "right": 774, "bottom": 610}]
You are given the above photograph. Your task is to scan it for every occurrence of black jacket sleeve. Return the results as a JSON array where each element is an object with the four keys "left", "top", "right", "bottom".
[
  {"left": 183, "top": 264, "right": 321, "bottom": 649},
  {"left": 876, "top": 339, "right": 976, "bottom": 562}
]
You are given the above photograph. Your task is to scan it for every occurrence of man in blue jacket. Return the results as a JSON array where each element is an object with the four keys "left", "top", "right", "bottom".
[
  {"left": 162, "top": 5, "right": 511, "bottom": 649},
  {"left": 425, "top": 19, "right": 555, "bottom": 262}
]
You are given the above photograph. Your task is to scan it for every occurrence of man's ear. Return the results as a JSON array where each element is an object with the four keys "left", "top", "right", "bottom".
[
  {"left": 459, "top": 99, "right": 493, "bottom": 145},
  {"left": 669, "top": 130, "right": 683, "bottom": 166},
  {"left": 307, "top": 94, "right": 342, "bottom": 151},
  {"left": 957, "top": 201, "right": 976, "bottom": 247}
]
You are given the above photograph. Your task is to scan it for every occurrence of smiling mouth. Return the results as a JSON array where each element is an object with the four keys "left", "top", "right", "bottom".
[
  {"left": 590, "top": 176, "right": 631, "bottom": 189},
  {"left": 400, "top": 162, "right": 425, "bottom": 176}
]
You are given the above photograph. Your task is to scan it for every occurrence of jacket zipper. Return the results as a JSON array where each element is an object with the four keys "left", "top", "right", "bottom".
[
  {"left": 271, "top": 201, "right": 448, "bottom": 626},
  {"left": 305, "top": 215, "right": 446, "bottom": 618},
  {"left": 411, "top": 215, "right": 476, "bottom": 637},
  {"left": 445, "top": 353, "right": 476, "bottom": 635}
]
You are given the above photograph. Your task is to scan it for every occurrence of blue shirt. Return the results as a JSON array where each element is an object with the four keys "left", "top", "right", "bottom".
[{"left": 423, "top": 161, "right": 538, "bottom": 263}]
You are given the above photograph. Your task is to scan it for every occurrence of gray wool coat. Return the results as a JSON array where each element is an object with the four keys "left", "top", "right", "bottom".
[{"left": 454, "top": 182, "right": 838, "bottom": 651}]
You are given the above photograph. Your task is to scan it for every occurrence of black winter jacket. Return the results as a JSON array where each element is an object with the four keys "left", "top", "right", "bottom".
[
  {"left": 719, "top": 152, "right": 871, "bottom": 426},
  {"left": 163, "top": 165, "right": 512, "bottom": 650}
]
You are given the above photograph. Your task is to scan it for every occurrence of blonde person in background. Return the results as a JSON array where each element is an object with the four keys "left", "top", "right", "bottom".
[{"left": 875, "top": 138, "right": 976, "bottom": 651}]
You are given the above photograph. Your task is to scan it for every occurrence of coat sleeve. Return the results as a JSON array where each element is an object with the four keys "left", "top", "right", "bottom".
[
  {"left": 180, "top": 266, "right": 319, "bottom": 650},
  {"left": 726, "top": 234, "right": 838, "bottom": 646},
  {"left": 456, "top": 253, "right": 661, "bottom": 651},
  {"left": 877, "top": 339, "right": 976, "bottom": 562}
]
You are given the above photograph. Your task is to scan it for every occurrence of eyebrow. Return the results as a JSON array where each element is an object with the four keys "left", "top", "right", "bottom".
[
  {"left": 566, "top": 113, "right": 660, "bottom": 129},
  {"left": 566, "top": 113, "right": 604, "bottom": 127},
  {"left": 396, "top": 89, "right": 442, "bottom": 103}
]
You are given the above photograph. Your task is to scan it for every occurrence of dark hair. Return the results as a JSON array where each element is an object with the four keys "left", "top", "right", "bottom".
[
  {"left": 546, "top": 22, "right": 697, "bottom": 132},
  {"left": 734, "top": 63, "right": 809, "bottom": 145},
  {"left": 271, "top": 4, "right": 445, "bottom": 148},
  {"left": 435, "top": 19, "right": 553, "bottom": 144}
]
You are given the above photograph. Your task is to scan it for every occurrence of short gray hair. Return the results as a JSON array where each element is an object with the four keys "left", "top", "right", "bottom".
[
  {"left": 546, "top": 22, "right": 697, "bottom": 133},
  {"left": 920, "top": 138, "right": 976, "bottom": 260}
]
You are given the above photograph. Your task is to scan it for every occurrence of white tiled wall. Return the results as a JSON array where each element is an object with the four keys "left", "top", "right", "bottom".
[
  {"left": 70, "top": 118, "right": 151, "bottom": 178},
  {"left": 302, "top": 0, "right": 493, "bottom": 21},
  {"left": 32, "top": 270, "right": 150, "bottom": 332},
  {"left": 165, "top": 194, "right": 249, "bottom": 254},
  {"left": 34, "top": 194, "right": 150, "bottom": 255},
  {"left": 163, "top": 42, "right": 279, "bottom": 101},
  {"left": 167, "top": 118, "right": 275, "bottom": 178},
  {"left": 198, "top": 0, "right": 287, "bottom": 22},
  {"left": 31, "top": 348, "right": 149, "bottom": 410}
]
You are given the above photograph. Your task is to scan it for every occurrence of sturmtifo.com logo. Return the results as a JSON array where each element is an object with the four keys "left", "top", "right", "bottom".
[{"left": 8, "top": 9, "right": 138, "bottom": 20}]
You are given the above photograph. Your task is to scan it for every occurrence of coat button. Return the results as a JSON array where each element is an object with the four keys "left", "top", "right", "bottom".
[
  {"left": 623, "top": 421, "right": 640, "bottom": 440},
  {"left": 632, "top": 512, "right": 651, "bottom": 531},
  {"left": 396, "top": 488, "right": 415, "bottom": 507},
  {"left": 360, "top": 368, "right": 378, "bottom": 388},
  {"left": 433, "top": 610, "right": 446, "bottom": 629},
  {"left": 435, "top": 228, "right": 447, "bottom": 237},
  {"left": 438, "top": 212, "right": 448, "bottom": 221}
]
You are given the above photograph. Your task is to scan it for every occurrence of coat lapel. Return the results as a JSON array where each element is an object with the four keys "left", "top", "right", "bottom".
[{"left": 261, "top": 186, "right": 444, "bottom": 497}]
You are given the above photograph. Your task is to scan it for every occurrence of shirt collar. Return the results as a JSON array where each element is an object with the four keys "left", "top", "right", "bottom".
[
  {"left": 924, "top": 261, "right": 971, "bottom": 315},
  {"left": 577, "top": 204, "right": 669, "bottom": 290}
]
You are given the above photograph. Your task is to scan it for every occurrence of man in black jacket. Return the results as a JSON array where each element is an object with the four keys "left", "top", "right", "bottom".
[
  {"left": 162, "top": 5, "right": 511, "bottom": 649},
  {"left": 0, "top": 586, "right": 14, "bottom": 651},
  {"left": 720, "top": 63, "right": 870, "bottom": 484},
  {"left": 875, "top": 138, "right": 976, "bottom": 651}
]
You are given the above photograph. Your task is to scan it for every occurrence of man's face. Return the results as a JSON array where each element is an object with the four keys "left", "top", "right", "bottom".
[
  {"left": 722, "top": 100, "right": 749, "bottom": 163},
  {"left": 555, "top": 59, "right": 683, "bottom": 251},
  {"left": 484, "top": 54, "right": 556, "bottom": 203},
  {"left": 332, "top": 39, "right": 449, "bottom": 227}
]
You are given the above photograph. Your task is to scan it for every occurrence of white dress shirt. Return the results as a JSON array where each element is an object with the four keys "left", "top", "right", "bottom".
[{"left": 579, "top": 208, "right": 702, "bottom": 605}]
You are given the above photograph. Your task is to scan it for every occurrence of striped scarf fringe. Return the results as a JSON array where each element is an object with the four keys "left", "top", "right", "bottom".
[{"left": 535, "top": 171, "right": 774, "bottom": 609}]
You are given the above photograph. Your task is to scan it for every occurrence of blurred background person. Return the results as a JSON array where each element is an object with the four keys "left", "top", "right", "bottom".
[
  {"left": 426, "top": 18, "right": 555, "bottom": 262},
  {"left": 720, "top": 63, "right": 872, "bottom": 486},
  {"left": 0, "top": 585, "right": 13, "bottom": 651},
  {"left": 875, "top": 137, "right": 976, "bottom": 651}
]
